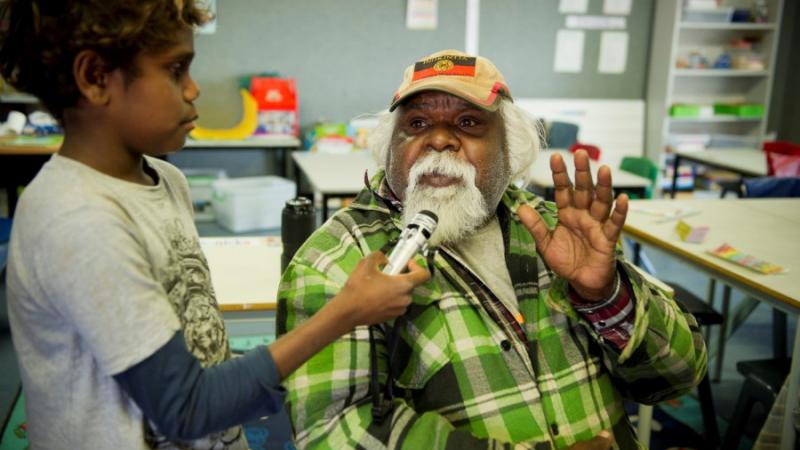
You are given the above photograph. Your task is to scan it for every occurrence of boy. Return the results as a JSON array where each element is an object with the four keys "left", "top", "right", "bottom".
[{"left": 0, "top": 1, "right": 428, "bottom": 449}]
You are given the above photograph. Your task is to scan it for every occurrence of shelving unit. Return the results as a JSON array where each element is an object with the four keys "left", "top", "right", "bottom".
[{"left": 645, "top": 0, "right": 784, "bottom": 193}]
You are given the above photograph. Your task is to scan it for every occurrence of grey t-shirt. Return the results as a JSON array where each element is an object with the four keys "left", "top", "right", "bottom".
[
  {"left": 6, "top": 154, "right": 246, "bottom": 449},
  {"left": 451, "top": 216, "right": 520, "bottom": 316}
]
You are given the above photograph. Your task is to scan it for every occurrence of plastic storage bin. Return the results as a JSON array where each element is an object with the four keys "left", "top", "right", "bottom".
[
  {"left": 670, "top": 104, "right": 713, "bottom": 118},
  {"left": 682, "top": 7, "right": 734, "bottom": 23},
  {"left": 211, "top": 176, "right": 296, "bottom": 232},
  {"left": 713, "top": 103, "right": 764, "bottom": 118}
]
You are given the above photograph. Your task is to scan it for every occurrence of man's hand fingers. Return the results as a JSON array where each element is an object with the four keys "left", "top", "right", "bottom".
[
  {"left": 573, "top": 150, "right": 594, "bottom": 210},
  {"left": 602, "top": 194, "right": 629, "bottom": 242},
  {"left": 550, "top": 153, "right": 573, "bottom": 209},
  {"left": 518, "top": 204, "right": 550, "bottom": 245},
  {"left": 590, "top": 165, "right": 614, "bottom": 221}
]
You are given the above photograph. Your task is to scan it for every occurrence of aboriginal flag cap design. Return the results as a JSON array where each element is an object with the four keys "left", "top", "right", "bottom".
[{"left": 390, "top": 49, "right": 512, "bottom": 112}]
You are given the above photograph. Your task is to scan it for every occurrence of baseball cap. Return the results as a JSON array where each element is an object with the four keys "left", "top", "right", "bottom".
[{"left": 389, "top": 49, "right": 512, "bottom": 112}]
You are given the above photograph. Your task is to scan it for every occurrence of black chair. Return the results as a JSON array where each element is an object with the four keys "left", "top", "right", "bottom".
[
  {"left": 666, "top": 282, "right": 723, "bottom": 447},
  {"left": 720, "top": 358, "right": 791, "bottom": 449}
]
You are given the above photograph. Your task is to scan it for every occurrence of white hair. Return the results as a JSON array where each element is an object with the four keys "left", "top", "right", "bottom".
[{"left": 367, "top": 98, "right": 543, "bottom": 184}]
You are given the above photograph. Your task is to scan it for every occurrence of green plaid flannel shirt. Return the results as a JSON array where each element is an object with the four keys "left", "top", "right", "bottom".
[{"left": 277, "top": 171, "right": 707, "bottom": 450}]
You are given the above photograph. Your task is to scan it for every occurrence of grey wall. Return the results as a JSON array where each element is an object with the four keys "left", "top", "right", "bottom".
[
  {"left": 480, "top": 0, "right": 654, "bottom": 99},
  {"left": 191, "top": 0, "right": 655, "bottom": 130},
  {"left": 769, "top": 0, "right": 800, "bottom": 142}
]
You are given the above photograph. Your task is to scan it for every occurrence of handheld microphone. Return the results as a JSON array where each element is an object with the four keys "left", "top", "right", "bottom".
[{"left": 382, "top": 210, "right": 438, "bottom": 275}]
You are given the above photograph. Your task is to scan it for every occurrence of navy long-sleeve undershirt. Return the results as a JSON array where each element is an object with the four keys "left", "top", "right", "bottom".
[{"left": 114, "top": 331, "right": 286, "bottom": 441}]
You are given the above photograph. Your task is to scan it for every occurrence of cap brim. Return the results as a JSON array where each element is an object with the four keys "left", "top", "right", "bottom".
[{"left": 390, "top": 78, "right": 509, "bottom": 112}]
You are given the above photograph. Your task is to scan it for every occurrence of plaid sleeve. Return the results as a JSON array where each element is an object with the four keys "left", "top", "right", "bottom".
[
  {"left": 568, "top": 272, "right": 635, "bottom": 349},
  {"left": 547, "top": 257, "right": 707, "bottom": 405},
  {"left": 277, "top": 219, "right": 524, "bottom": 450},
  {"left": 594, "top": 259, "right": 707, "bottom": 404}
]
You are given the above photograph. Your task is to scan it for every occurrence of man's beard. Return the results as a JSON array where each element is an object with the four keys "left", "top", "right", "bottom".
[{"left": 401, "top": 152, "right": 502, "bottom": 247}]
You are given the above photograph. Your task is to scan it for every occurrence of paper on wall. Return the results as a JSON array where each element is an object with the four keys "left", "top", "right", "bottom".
[
  {"left": 406, "top": 0, "right": 438, "bottom": 30},
  {"left": 196, "top": 0, "right": 217, "bottom": 34},
  {"left": 603, "top": 0, "right": 632, "bottom": 15},
  {"left": 559, "top": 0, "right": 589, "bottom": 14},
  {"left": 554, "top": 30, "right": 584, "bottom": 73},
  {"left": 598, "top": 31, "right": 628, "bottom": 73},
  {"left": 566, "top": 15, "right": 626, "bottom": 29}
]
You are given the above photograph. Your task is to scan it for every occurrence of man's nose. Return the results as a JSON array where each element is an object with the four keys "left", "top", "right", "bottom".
[{"left": 426, "top": 125, "right": 459, "bottom": 153}]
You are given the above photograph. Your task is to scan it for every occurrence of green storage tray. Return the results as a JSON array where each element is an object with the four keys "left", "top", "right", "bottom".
[
  {"left": 670, "top": 104, "right": 702, "bottom": 117},
  {"left": 713, "top": 103, "right": 764, "bottom": 118}
]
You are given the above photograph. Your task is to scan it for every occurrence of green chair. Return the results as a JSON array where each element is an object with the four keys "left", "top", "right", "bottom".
[{"left": 619, "top": 156, "right": 659, "bottom": 199}]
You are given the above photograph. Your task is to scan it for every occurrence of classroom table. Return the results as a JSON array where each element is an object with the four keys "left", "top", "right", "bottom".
[
  {"left": 184, "top": 135, "right": 301, "bottom": 177},
  {"left": 622, "top": 198, "right": 800, "bottom": 450},
  {"left": 291, "top": 150, "right": 377, "bottom": 220},
  {"left": 527, "top": 150, "right": 652, "bottom": 200},
  {"left": 199, "top": 236, "right": 282, "bottom": 338},
  {"left": 669, "top": 148, "right": 768, "bottom": 198}
]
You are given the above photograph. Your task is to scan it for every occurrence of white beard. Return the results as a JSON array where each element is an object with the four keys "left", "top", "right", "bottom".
[{"left": 402, "top": 152, "right": 491, "bottom": 247}]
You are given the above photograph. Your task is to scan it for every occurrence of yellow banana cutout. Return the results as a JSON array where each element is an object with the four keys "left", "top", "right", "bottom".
[{"left": 190, "top": 89, "right": 258, "bottom": 140}]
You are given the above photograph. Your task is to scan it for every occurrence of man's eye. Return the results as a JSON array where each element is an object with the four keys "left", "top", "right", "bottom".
[
  {"left": 459, "top": 117, "right": 478, "bottom": 128},
  {"left": 409, "top": 119, "right": 427, "bottom": 129}
]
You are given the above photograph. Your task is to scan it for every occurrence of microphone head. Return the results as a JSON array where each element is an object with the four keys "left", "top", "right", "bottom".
[
  {"left": 409, "top": 210, "right": 438, "bottom": 238},
  {"left": 418, "top": 210, "right": 438, "bottom": 223}
]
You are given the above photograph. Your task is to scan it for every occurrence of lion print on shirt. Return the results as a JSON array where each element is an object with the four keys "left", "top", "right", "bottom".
[{"left": 146, "top": 219, "right": 244, "bottom": 450}]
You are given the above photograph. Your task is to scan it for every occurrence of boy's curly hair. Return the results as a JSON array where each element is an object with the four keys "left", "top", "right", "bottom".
[{"left": 0, "top": 0, "right": 210, "bottom": 120}]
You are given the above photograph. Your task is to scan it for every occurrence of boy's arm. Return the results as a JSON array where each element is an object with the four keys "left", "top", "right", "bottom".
[
  {"left": 115, "top": 332, "right": 285, "bottom": 441},
  {"left": 270, "top": 252, "right": 429, "bottom": 379}
]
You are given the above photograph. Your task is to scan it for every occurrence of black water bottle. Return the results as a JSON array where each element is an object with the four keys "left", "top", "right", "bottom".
[{"left": 281, "top": 197, "right": 315, "bottom": 271}]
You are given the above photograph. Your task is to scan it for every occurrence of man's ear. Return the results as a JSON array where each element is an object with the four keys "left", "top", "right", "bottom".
[{"left": 73, "top": 50, "right": 114, "bottom": 105}]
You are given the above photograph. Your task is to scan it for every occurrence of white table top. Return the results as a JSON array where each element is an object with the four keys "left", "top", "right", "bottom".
[
  {"left": 528, "top": 150, "right": 652, "bottom": 189},
  {"left": 292, "top": 150, "right": 378, "bottom": 194},
  {"left": 624, "top": 198, "right": 799, "bottom": 309},
  {"left": 185, "top": 135, "right": 301, "bottom": 148},
  {"left": 673, "top": 147, "right": 768, "bottom": 177},
  {"left": 199, "top": 236, "right": 282, "bottom": 311}
]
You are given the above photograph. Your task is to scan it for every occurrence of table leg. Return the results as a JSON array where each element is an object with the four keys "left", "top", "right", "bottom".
[
  {"left": 322, "top": 194, "right": 329, "bottom": 221},
  {"left": 6, "top": 185, "right": 19, "bottom": 217},
  {"left": 773, "top": 309, "right": 787, "bottom": 359},
  {"left": 670, "top": 154, "right": 680, "bottom": 199},
  {"left": 704, "top": 279, "right": 717, "bottom": 342},
  {"left": 637, "top": 404, "right": 653, "bottom": 445},
  {"left": 780, "top": 323, "right": 800, "bottom": 450},
  {"left": 713, "top": 284, "right": 731, "bottom": 382}
]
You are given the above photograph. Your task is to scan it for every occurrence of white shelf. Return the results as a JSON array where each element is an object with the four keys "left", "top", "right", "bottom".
[
  {"left": 645, "top": 0, "right": 783, "bottom": 168},
  {"left": 0, "top": 93, "right": 38, "bottom": 104},
  {"left": 669, "top": 116, "right": 763, "bottom": 124},
  {"left": 674, "top": 69, "right": 769, "bottom": 77},
  {"left": 679, "top": 22, "right": 778, "bottom": 30}
]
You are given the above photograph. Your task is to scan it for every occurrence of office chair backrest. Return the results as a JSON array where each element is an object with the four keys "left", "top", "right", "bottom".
[
  {"left": 619, "top": 156, "right": 659, "bottom": 199},
  {"left": 743, "top": 177, "right": 800, "bottom": 198},
  {"left": 763, "top": 141, "right": 800, "bottom": 177},
  {"left": 569, "top": 142, "right": 602, "bottom": 161},
  {"left": 546, "top": 121, "right": 579, "bottom": 149}
]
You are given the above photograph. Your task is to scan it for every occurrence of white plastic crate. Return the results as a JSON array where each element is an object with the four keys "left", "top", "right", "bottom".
[
  {"left": 211, "top": 176, "right": 296, "bottom": 232},
  {"left": 682, "top": 7, "right": 734, "bottom": 23}
]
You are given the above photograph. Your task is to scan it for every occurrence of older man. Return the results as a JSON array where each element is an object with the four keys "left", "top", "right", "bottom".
[{"left": 277, "top": 50, "right": 706, "bottom": 449}]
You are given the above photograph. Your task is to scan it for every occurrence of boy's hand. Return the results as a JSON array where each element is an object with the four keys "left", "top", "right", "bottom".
[
  {"left": 565, "top": 430, "right": 614, "bottom": 450},
  {"left": 334, "top": 251, "right": 431, "bottom": 328}
]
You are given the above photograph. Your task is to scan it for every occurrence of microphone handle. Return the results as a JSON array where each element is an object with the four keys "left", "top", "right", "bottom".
[{"left": 383, "top": 233, "right": 427, "bottom": 275}]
